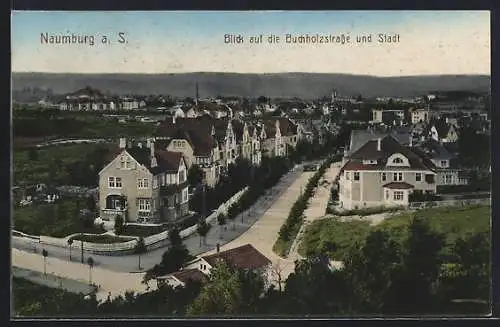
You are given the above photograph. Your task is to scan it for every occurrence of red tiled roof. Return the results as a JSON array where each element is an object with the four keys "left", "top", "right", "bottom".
[
  {"left": 383, "top": 182, "right": 415, "bottom": 189},
  {"left": 349, "top": 135, "right": 431, "bottom": 170},
  {"left": 202, "top": 244, "right": 271, "bottom": 270},
  {"left": 172, "top": 269, "right": 208, "bottom": 284}
]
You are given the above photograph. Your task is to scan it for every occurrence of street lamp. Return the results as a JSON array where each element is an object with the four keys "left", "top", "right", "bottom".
[{"left": 80, "top": 233, "right": 84, "bottom": 264}]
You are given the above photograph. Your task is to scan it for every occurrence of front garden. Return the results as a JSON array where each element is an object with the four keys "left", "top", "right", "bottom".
[
  {"left": 69, "top": 234, "right": 135, "bottom": 244},
  {"left": 13, "top": 197, "right": 103, "bottom": 238},
  {"left": 298, "top": 204, "right": 491, "bottom": 261}
]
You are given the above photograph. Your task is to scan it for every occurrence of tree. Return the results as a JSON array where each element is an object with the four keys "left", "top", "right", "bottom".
[
  {"left": 143, "top": 230, "right": 193, "bottom": 284},
  {"left": 187, "top": 165, "right": 204, "bottom": 187},
  {"left": 447, "top": 231, "right": 491, "bottom": 301},
  {"left": 196, "top": 220, "right": 211, "bottom": 247},
  {"left": 168, "top": 227, "right": 182, "bottom": 248},
  {"left": 384, "top": 216, "right": 445, "bottom": 314},
  {"left": 217, "top": 213, "right": 227, "bottom": 240},
  {"left": 187, "top": 261, "right": 243, "bottom": 315},
  {"left": 134, "top": 237, "right": 147, "bottom": 270},
  {"left": 42, "top": 249, "right": 48, "bottom": 275},
  {"left": 114, "top": 215, "right": 124, "bottom": 235},
  {"left": 28, "top": 148, "right": 38, "bottom": 161},
  {"left": 67, "top": 239, "right": 73, "bottom": 261},
  {"left": 87, "top": 257, "right": 94, "bottom": 285},
  {"left": 86, "top": 195, "right": 96, "bottom": 212}
]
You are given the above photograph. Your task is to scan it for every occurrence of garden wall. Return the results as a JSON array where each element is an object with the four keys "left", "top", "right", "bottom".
[{"left": 13, "top": 186, "right": 250, "bottom": 255}]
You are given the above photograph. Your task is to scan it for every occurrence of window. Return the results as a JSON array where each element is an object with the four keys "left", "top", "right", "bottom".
[
  {"left": 441, "top": 160, "right": 447, "bottom": 167},
  {"left": 108, "top": 177, "right": 121, "bottom": 188},
  {"left": 179, "top": 170, "right": 186, "bottom": 183},
  {"left": 346, "top": 172, "right": 350, "bottom": 180},
  {"left": 138, "top": 199, "right": 151, "bottom": 211},
  {"left": 393, "top": 173, "right": 403, "bottom": 181},
  {"left": 394, "top": 191, "right": 404, "bottom": 201},
  {"left": 381, "top": 172, "right": 387, "bottom": 182},
  {"left": 354, "top": 172, "right": 360, "bottom": 181},
  {"left": 137, "top": 178, "right": 149, "bottom": 189},
  {"left": 385, "top": 190, "right": 389, "bottom": 200},
  {"left": 153, "top": 176, "right": 158, "bottom": 188},
  {"left": 415, "top": 173, "right": 422, "bottom": 182},
  {"left": 182, "top": 188, "right": 188, "bottom": 202},
  {"left": 392, "top": 157, "right": 403, "bottom": 164},
  {"left": 445, "top": 174, "right": 453, "bottom": 184}
]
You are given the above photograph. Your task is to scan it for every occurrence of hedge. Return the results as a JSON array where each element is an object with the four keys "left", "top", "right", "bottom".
[{"left": 273, "top": 155, "right": 339, "bottom": 257}]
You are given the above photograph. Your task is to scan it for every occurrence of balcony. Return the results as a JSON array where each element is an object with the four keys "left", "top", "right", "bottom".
[{"left": 160, "top": 181, "right": 189, "bottom": 196}]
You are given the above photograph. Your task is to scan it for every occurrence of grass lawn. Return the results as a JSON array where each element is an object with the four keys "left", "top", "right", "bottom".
[
  {"left": 70, "top": 234, "right": 135, "bottom": 244},
  {"left": 299, "top": 205, "right": 491, "bottom": 261},
  {"left": 13, "top": 198, "right": 104, "bottom": 238},
  {"left": 120, "top": 224, "right": 167, "bottom": 237},
  {"left": 13, "top": 143, "right": 111, "bottom": 185}
]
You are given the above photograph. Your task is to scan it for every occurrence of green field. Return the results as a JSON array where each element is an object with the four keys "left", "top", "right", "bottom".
[
  {"left": 298, "top": 205, "right": 491, "bottom": 261},
  {"left": 13, "top": 198, "right": 105, "bottom": 238},
  {"left": 14, "top": 143, "right": 109, "bottom": 185}
]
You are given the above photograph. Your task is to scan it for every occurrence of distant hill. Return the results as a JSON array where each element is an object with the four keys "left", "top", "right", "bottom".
[{"left": 11, "top": 72, "right": 491, "bottom": 99}]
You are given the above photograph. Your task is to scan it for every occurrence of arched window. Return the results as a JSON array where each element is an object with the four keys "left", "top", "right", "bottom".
[{"left": 393, "top": 157, "right": 403, "bottom": 164}]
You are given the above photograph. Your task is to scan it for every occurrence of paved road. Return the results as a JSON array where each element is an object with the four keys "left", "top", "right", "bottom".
[
  {"left": 288, "top": 162, "right": 342, "bottom": 261},
  {"left": 12, "top": 166, "right": 305, "bottom": 273},
  {"left": 197, "top": 170, "right": 315, "bottom": 285}
]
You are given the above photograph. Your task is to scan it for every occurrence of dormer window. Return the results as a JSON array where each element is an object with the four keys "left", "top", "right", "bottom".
[{"left": 392, "top": 157, "right": 403, "bottom": 164}]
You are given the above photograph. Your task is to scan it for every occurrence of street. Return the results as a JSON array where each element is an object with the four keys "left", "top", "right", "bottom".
[{"left": 12, "top": 165, "right": 305, "bottom": 273}]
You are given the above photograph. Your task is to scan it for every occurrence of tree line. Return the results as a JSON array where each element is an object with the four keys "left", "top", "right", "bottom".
[{"left": 14, "top": 216, "right": 490, "bottom": 317}]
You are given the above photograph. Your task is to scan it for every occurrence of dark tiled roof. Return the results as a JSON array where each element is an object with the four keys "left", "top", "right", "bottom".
[
  {"left": 383, "top": 182, "right": 415, "bottom": 189},
  {"left": 349, "top": 135, "right": 430, "bottom": 170},
  {"left": 277, "top": 117, "right": 298, "bottom": 136},
  {"left": 155, "top": 118, "right": 216, "bottom": 156},
  {"left": 231, "top": 119, "right": 245, "bottom": 142},
  {"left": 202, "top": 244, "right": 271, "bottom": 270},
  {"left": 156, "top": 150, "right": 182, "bottom": 173},
  {"left": 172, "top": 269, "right": 208, "bottom": 284},
  {"left": 126, "top": 147, "right": 182, "bottom": 174}
]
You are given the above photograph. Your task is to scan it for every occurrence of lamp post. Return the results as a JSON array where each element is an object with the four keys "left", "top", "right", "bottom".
[{"left": 80, "top": 233, "right": 84, "bottom": 264}]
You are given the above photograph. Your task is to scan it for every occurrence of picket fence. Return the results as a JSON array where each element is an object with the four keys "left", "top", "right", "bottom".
[{"left": 409, "top": 198, "right": 491, "bottom": 210}]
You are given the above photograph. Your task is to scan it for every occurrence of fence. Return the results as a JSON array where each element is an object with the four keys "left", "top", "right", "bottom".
[
  {"left": 13, "top": 186, "right": 250, "bottom": 255},
  {"left": 409, "top": 198, "right": 491, "bottom": 210}
]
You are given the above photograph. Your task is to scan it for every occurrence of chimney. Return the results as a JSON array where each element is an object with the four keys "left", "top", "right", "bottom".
[
  {"left": 377, "top": 138, "right": 381, "bottom": 151},
  {"left": 216, "top": 243, "right": 220, "bottom": 253},
  {"left": 172, "top": 114, "right": 176, "bottom": 124},
  {"left": 409, "top": 137, "right": 413, "bottom": 147},
  {"left": 119, "top": 137, "right": 126, "bottom": 149}
]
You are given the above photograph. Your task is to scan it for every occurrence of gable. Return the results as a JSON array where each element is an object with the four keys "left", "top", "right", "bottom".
[{"left": 99, "top": 150, "right": 141, "bottom": 175}]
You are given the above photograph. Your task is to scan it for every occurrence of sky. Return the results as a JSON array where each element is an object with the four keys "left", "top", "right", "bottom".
[{"left": 11, "top": 11, "right": 490, "bottom": 76}]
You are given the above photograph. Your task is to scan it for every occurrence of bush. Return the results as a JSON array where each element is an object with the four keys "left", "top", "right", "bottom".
[
  {"left": 70, "top": 234, "right": 135, "bottom": 244},
  {"left": 329, "top": 206, "right": 405, "bottom": 217},
  {"left": 273, "top": 156, "right": 337, "bottom": 257}
]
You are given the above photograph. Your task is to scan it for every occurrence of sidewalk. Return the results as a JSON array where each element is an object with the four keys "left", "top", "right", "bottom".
[
  {"left": 11, "top": 248, "right": 154, "bottom": 301},
  {"left": 198, "top": 171, "right": 315, "bottom": 282},
  {"left": 12, "top": 266, "right": 95, "bottom": 295},
  {"left": 288, "top": 162, "right": 342, "bottom": 261}
]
